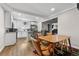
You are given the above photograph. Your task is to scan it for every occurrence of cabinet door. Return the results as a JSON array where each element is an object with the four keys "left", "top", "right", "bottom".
[
  {"left": 5, "top": 33, "right": 16, "bottom": 46},
  {"left": 22, "top": 31, "right": 27, "bottom": 37},
  {"left": 17, "top": 32, "right": 22, "bottom": 38},
  {"left": 17, "top": 31, "right": 27, "bottom": 38}
]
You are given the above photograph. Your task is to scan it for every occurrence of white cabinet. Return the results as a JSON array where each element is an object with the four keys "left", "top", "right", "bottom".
[
  {"left": 5, "top": 32, "right": 16, "bottom": 46},
  {"left": 17, "top": 31, "right": 22, "bottom": 38},
  {"left": 17, "top": 31, "right": 27, "bottom": 38}
]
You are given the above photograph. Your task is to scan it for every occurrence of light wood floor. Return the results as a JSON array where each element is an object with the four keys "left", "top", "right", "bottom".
[{"left": 0, "top": 38, "right": 34, "bottom": 56}]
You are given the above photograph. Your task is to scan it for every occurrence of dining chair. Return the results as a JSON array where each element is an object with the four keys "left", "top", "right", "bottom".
[
  {"left": 32, "top": 39, "right": 54, "bottom": 56},
  {"left": 35, "top": 32, "right": 54, "bottom": 52}
]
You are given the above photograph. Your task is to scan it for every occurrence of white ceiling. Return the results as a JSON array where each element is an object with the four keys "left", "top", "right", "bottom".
[{"left": 2, "top": 3, "right": 76, "bottom": 18}]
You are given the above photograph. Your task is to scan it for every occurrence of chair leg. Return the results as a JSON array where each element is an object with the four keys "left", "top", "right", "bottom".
[{"left": 33, "top": 50, "right": 38, "bottom": 55}]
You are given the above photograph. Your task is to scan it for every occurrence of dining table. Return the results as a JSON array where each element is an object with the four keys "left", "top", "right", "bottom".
[{"left": 38, "top": 34, "right": 72, "bottom": 55}]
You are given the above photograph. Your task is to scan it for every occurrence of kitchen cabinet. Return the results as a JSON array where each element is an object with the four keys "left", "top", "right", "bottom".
[
  {"left": 17, "top": 31, "right": 27, "bottom": 38},
  {"left": 5, "top": 32, "right": 16, "bottom": 46}
]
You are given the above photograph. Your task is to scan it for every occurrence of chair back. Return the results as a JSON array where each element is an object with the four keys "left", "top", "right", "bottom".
[{"left": 32, "top": 39, "right": 42, "bottom": 56}]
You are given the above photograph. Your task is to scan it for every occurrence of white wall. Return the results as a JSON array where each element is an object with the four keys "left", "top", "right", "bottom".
[
  {"left": 58, "top": 8, "right": 79, "bottom": 49},
  {"left": 0, "top": 6, "right": 5, "bottom": 52},
  {"left": 4, "top": 11, "right": 11, "bottom": 28}
]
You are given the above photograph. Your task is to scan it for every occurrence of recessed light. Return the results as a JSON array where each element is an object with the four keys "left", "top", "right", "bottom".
[
  {"left": 36, "top": 17, "right": 39, "bottom": 19},
  {"left": 18, "top": 13, "right": 22, "bottom": 16},
  {"left": 51, "top": 8, "right": 55, "bottom": 11}
]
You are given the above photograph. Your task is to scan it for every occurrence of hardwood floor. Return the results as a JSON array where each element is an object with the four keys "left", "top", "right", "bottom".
[
  {"left": 0, "top": 38, "right": 34, "bottom": 56},
  {"left": 0, "top": 38, "right": 78, "bottom": 56}
]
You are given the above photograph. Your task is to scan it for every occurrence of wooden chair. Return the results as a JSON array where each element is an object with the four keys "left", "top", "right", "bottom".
[
  {"left": 32, "top": 39, "right": 54, "bottom": 56},
  {"left": 35, "top": 32, "right": 54, "bottom": 54}
]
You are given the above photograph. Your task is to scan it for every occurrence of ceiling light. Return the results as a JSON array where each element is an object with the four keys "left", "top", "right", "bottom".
[
  {"left": 51, "top": 8, "right": 55, "bottom": 11},
  {"left": 36, "top": 17, "right": 39, "bottom": 19},
  {"left": 18, "top": 13, "right": 22, "bottom": 16}
]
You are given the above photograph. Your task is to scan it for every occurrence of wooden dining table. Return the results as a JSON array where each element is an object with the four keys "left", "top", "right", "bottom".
[
  {"left": 38, "top": 35, "right": 70, "bottom": 43},
  {"left": 38, "top": 34, "right": 72, "bottom": 55}
]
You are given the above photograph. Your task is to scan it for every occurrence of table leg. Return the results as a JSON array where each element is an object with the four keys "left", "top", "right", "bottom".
[
  {"left": 51, "top": 43, "right": 55, "bottom": 56},
  {"left": 68, "top": 38, "right": 72, "bottom": 54}
]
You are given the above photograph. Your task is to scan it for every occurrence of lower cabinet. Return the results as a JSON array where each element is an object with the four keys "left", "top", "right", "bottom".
[
  {"left": 17, "top": 31, "right": 28, "bottom": 38},
  {"left": 5, "top": 32, "right": 16, "bottom": 46}
]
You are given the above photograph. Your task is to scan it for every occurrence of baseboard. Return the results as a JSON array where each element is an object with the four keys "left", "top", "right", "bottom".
[
  {"left": 17, "top": 37, "right": 27, "bottom": 39},
  {"left": 71, "top": 45, "right": 79, "bottom": 50},
  {"left": 0, "top": 46, "right": 5, "bottom": 52},
  {"left": 5, "top": 42, "right": 16, "bottom": 47}
]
